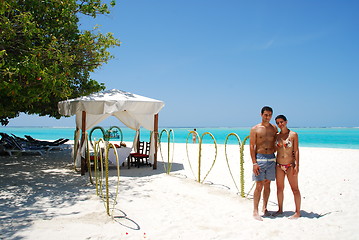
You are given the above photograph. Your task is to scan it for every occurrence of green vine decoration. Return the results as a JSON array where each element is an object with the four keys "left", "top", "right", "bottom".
[
  {"left": 89, "top": 126, "right": 106, "bottom": 147},
  {"left": 72, "top": 125, "right": 124, "bottom": 218},
  {"left": 90, "top": 125, "right": 124, "bottom": 145},
  {"left": 85, "top": 131, "right": 94, "bottom": 185},
  {"left": 94, "top": 139, "right": 105, "bottom": 197},
  {"left": 185, "top": 131, "right": 218, "bottom": 183},
  {"left": 198, "top": 132, "right": 217, "bottom": 183},
  {"left": 240, "top": 135, "right": 251, "bottom": 198},
  {"left": 105, "top": 142, "right": 121, "bottom": 217},
  {"left": 185, "top": 130, "right": 200, "bottom": 181},
  {"left": 107, "top": 126, "right": 123, "bottom": 142},
  {"left": 224, "top": 133, "right": 242, "bottom": 196},
  {"left": 92, "top": 139, "right": 121, "bottom": 217},
  {"left": 159, "top": 129, "right": 175, "bottom": 174},
  {"left": 73, "top": 129, "right": 81, "bottom": 172},
  {"left": 78, "top": 128, "right": 251, "bottom": 217}
]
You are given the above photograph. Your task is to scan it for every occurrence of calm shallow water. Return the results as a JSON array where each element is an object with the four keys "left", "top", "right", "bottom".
[{"left": 0, "top": 127, "right": 358, "bottom": 149}]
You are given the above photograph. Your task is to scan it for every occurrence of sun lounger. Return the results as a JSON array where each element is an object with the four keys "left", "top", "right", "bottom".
[
  {"left": 24, "top": 135, "right": 69, "bottom": 146},
  {"left": 0, "top": 133, "right": 49, "bottom": 156},
  {"left": 11, "top": 134, "right": 63, "bottom": 150}
]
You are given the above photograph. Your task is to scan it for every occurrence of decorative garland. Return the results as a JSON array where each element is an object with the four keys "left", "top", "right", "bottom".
[
  {"left": 105, "top": 142, "right": 121, "bottom": 217},
  {"left": 198, "top": 132, "right": 218, "bottom": 183},
  {"left": 73, "top": 129, "right": 81, "bottom": 172},
  {"left": 89, "top": 126, "right": 106, "bottom": 147},
  {"left": 108, "top": 126, "right": 123, "bottom": 142},
  {"left": 240, "top": 135, "right": 252, "bottom": 198},
  {"left": 73, "top": 128, "right": 252, "bottom": 217},
  {"left": 88, "top": 126, "right": 123, "bottom": 215},
  {"left": 186, "top": 131, "right": 218, "bottom": 183},
  {"left": 94, "top": 139, "right": 105, "bottom": 197},
  {"left": 90, "top": 138, "right": 121, "bottom": 217},
  {"left": 85, "top": 131, "right": 94, "bottom": 185},
  {"left": 224, "top": 133, "right": 242, "bottom": 196},
  {"left": 158, "top": 129, "right": 175, "bottom": 174},
  {"left": 185, "top": 131, "right": 200, "bottom": 180}
]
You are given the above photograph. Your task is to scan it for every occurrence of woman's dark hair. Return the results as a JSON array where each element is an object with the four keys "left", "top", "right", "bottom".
[{"left": 275, "top": 115, "right": 287, "bottom": 121}]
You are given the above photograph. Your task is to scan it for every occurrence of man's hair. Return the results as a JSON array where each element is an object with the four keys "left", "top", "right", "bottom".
[
  {"left": 261, "top": 106, "right": 273, "bottom": 114},
  {"left": 275, "top": 115, "right": 287, "bottom": 121}
]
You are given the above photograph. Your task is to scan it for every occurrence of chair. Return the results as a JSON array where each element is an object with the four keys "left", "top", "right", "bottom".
[
  {"left": 24, "top": 135, "right": 69, "bottom": 146},
  {"left": 129, "top": 141, "right": 150, "bottom": 168},
  {"left": 0, "top": 133, "right": 48, "bottom": 156}
]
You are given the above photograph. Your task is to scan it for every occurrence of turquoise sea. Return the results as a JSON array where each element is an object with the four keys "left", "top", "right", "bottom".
[{"left": 0, "top": 126, "right": 358, "bottom": 149}]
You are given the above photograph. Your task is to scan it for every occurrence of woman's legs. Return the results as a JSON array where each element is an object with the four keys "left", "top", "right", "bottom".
[
  {"left": 287, "top": 167, "right": 301, "bottom": 219},
  {"left": 276, "top": 165, "right": 285, "bottom": 214}
]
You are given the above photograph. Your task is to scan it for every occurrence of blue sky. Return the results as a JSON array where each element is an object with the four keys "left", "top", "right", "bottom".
[{"left": 8, "top": 0, "right": 359, "bottom": 127}]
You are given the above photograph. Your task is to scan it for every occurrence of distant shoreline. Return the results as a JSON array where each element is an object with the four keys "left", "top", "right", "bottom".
[
  {"left": 2, "top": 126, "right": 359, "bottom": 129},
  {"left": 1, "top": 126, "right": 358, "bottom": 149}
]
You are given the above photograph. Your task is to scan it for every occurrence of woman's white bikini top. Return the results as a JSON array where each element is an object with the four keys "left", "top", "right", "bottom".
[{"left": 276, "top": 130, "right": 292, "bottom": 148}]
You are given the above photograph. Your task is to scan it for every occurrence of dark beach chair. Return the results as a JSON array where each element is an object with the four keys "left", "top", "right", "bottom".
[
  {"left": 0, "top": 133, "right": 48, "bottom": 156},
  {"left": 12, "top": 134, "right": 69, "bottom": 151},
  {"left": 24, "top": 135, "right": 69, "bottom": 146}
]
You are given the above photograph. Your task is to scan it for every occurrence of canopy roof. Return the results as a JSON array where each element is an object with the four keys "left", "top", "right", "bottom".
[{"left": 58, "top": 89, "right": 165, "bottom": 131}]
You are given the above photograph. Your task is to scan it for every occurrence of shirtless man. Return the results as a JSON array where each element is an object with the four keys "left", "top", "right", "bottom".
[{"left": 250, "top": 106, "right": 277, "bottom": 221}]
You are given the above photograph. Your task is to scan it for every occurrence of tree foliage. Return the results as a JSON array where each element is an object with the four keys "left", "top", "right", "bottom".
[{"left": 0, "top": 0, "right": 120, "bottom": 125}]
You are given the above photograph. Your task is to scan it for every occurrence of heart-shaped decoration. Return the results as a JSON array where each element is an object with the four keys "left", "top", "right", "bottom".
[
  {"left": 198, "top": 132, "right": 218, "bottom": 183},
  {"left": 93, "top": 139, "right": 105, "bottom": 197},
  {"left": 225, "top": 134, "right": 250, "bottom": 197},
  {"left": 224, "top": 133, "right": 242, "bottom": 194},
  {"left": 240, "top": 135, "right": 250, "bottom": 197},
  {"left": 185, "top": 131, "right": 200, "bottom": 180},
  {"left": 186, "top": 131, "right": 218, "bottom": 183},
  {"left": 91, "top": 140, "right": 120, "bottom": 217},
  {"left": 158, "top": 129, "right": 175, "bottom": 174},
  {"left": 104, "top": 142, "right": 121, "bottom": 217}
]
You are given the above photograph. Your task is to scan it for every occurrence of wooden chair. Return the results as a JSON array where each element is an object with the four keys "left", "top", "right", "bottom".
[{"left": 129, "top": 141, "right": 150, "bottom": 168}]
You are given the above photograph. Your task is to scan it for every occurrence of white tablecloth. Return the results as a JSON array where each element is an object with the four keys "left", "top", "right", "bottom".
[{"left": 108, "top": 147, "right": 132, "bottom": 166}]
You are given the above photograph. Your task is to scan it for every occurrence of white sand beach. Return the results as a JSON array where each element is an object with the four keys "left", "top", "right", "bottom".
[{"left": 1, "top": 143, "right": 359, "bottom": 240}]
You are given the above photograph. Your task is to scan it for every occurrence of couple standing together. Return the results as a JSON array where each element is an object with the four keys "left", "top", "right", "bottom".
[{"left": 250, "top": 106, "right": 301, "bottom": 221}]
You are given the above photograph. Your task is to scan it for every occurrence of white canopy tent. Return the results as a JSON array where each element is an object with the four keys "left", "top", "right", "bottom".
[{"left": 58, "top": 89, "right": 165, "bottom": 173}]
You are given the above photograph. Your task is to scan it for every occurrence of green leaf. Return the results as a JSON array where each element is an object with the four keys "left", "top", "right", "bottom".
[{"left": 0, "top": 0, "right": 119, "bottom": 125}]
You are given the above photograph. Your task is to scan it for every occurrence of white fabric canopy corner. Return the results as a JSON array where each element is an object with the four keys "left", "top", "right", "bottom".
[{"left": 58, "top": 89, "right": 165, "bottom": 131}]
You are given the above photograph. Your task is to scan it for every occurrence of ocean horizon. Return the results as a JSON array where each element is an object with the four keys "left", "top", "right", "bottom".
[{"left": 1, "top": 126, "right": 358, "bottom": 149}]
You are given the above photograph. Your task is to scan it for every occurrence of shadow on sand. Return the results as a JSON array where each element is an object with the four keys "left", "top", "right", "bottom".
[
  {"left": 0, "top": 148, "right": 186, "bottom": 239},
  {"left": 263, "top": 210, "right": 330, "bottom": 219},
  {"left": 0, "top": 149, "right": 94, "bottom": 239}
]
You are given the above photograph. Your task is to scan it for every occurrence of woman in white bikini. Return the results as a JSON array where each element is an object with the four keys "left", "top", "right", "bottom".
[{"left": 275, "top": 115, "right": 301, "bottom": 219}]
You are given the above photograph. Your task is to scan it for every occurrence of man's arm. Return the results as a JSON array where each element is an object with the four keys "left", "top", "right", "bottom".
[
  {"left": 272, "top": 123, "right": 278, "bottom": 133},
  {"left": 272, "top": 123, "right": 278, "bottom": 152},
  {"left": 249, "top": 127, "right": 256, "bottom": 163},
  {"left": 249, "top": 127, "right": 260, "bottom": 176}
]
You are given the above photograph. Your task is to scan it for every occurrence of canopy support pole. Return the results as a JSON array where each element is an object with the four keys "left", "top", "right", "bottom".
[
  {"left": 153, "top": 114, "right": 159, "bottom": 169},
  {"left": 80, "top": 111, "right": 87, "bottom": 175}
]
